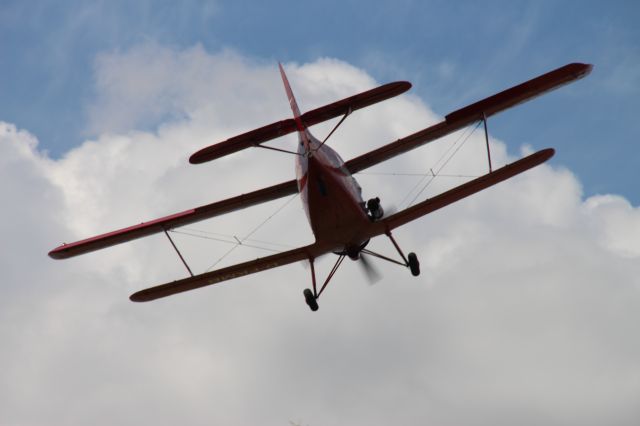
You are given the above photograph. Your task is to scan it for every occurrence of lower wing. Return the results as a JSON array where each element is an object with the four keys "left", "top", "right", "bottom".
[
  {"left": 49, "top": 180, "right": 297, "bottom": 259},
  {"left": 368, "top": 148, "right": 555, "bottom": 237},
  {"left": 130, "top": 241, "right": 333, "bottom": 302}
]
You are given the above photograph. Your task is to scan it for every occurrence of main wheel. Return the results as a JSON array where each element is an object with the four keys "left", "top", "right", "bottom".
[
  {"left": 303, "top": 288, "right": 319, "bottom": 311},
  {"left": 407, "top": 252, "right": 420, "bottom": 276}
]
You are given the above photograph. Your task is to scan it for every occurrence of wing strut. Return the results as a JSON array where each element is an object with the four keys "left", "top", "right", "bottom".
[
  {"left": 482, "top": 113, "right": 493, "bottom": 173},
  {"left": 317, "top": 107, "right": 352, "bottom": 151},
  {"left": 164, "top": 229, "right": 194, "bottom": 277}
]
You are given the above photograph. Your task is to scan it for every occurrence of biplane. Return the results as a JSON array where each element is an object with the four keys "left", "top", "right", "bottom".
[{"left": 49, "top": 62, "right": 592, "bottom": 311}]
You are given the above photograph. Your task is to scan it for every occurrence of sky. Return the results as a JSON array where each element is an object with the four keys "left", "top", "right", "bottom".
[{"left": 1, "top": 1, "right": 639, "bottom": 425}]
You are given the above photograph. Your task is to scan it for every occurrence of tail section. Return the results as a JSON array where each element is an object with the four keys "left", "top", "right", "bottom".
[{"left": 278, "top": 63, "right": 305, "bottom": 132}]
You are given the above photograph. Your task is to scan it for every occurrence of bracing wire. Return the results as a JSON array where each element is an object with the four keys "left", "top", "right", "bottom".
[
  {"left": 358, "top": 172, "right": 478, "bottom": 178},
  {"left": 388, "top": 122, "right": 476, "bottom": 208},
  {"left": 171, "top": 227, "right": 294, "bottom": 249},
  {"left": 406, "top": 120, "right": 482, "bottom": 206},
  {"left": 202, "top": 193, "right": 300, "bottom": 272},
  {"left": 169, "top": 229, "right": 293, "bottom": 253},
  {"left": 387, "top": 121, "right": 481, "bottom": 208}
]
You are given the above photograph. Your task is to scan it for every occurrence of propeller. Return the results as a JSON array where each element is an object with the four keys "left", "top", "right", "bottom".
[{"left": 359, "top": 252, "right": 382, "bottom": 284}]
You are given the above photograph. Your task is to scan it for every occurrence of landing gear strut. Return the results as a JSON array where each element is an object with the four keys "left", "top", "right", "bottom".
[
  {"left": 302, "top": 232, "right": 420, "bottom": 312},
  {"left": 302, "top": 255, "right": 345, "bottom": 312}
]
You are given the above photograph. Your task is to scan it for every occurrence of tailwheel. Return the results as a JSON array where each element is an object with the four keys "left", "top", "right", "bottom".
[
  {"left": 303, "top": 288, "right": 319, "bottom": 312},
  {"left": 407, "top": 252, "right": 420, "bottom": 276}
]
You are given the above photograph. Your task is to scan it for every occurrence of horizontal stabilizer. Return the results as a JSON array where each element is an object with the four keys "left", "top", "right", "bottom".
[{"left": 189, "top": 81, "right": 411, "bottom": 164}]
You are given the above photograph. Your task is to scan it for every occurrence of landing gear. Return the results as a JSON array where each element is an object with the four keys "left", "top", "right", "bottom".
[
  {"left": 303, "top": 288, "right": 319, "bottom": 311},
  {"left": 407, "top": 252, "right": 420, "bottom": 276},
  {"left": 384, "top": 231, "right": 420, "bottom": 277},
  {"left": 302, "top": 233, "right": 420, "bottom": 312}
]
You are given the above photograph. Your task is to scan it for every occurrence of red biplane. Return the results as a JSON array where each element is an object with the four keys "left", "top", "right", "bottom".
[{"left": 49, "top": 62, "right": 592, "bottom": 311}]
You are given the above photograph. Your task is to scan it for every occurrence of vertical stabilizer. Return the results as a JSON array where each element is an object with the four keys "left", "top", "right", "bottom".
[{"left": 278, "top": 63, "right": 305, "bottom": 131}]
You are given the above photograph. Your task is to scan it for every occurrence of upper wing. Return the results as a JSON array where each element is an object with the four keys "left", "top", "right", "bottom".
[
  {"left": 129, "top": 241, "right": 333, "bottom": 302},
  {"left": 49, "top": 63, "right": 590, "bottom": 260},
  {"left": 189, "top": 81, "right": 411, "bottom": 164},
  {"left": 345, "top": 63, "right": 591, "bottom": 173},
  {"left": 48, "top": 179, "right": 298, "bottom": 259}
]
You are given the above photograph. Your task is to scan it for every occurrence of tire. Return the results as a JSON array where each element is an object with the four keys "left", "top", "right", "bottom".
[
  {"left": 303, "top": 288, "right": 319, "bottom": 311},
  {"left": 407, "top": 252, "right": 420, "bottom": 277}
]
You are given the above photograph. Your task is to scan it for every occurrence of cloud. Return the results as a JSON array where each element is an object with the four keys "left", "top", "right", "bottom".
[{"left": 1, "top": 45, "right": 639, "bottom": 425}]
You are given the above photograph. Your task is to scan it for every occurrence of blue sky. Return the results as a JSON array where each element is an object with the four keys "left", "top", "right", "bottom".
[{"left": 1, "top": 0, "right": 638, "bottom": 202}]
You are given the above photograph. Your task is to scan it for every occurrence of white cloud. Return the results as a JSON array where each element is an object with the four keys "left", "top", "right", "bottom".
[
  {"left": 583, "top": 194, "right": 640, "bottom": 258},
  {"left": 1, "top": 45, "right": 639, "bottom": 425}
]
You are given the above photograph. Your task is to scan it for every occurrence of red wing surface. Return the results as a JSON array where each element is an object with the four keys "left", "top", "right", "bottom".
[
  {"left": 189, "top": 81, "right": 411, "bottom": 164},
  {"left": 50, "top": 63, "right": 591, "bottom": 262},
  {"left": 130, "top": 149, "right": 554, "bottom": 302},
  {"left": 49, "top": 179, "right": 298, "bottom": 259},
  {"left": 130, "top": 241, "right": 333, "bottom": 302},
  {"left": 364, "top": 148, "right": 555, "bottom": 237},
  {"left": 189, "top": 119, "right": 299, "bottom": 164},
  {"left": 300, "top": 81, "right": 411, "bottom": 127},
  {"left": 345, "top": 63, "right": 591, "bottom": 173},
  {"left": 445, "top": 63, "right": 592, "bottom": 122}
]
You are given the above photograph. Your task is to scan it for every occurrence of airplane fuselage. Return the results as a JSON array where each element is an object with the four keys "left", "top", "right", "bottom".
[{"left": 295, "top": 130, "right": 372, "bottom": 254}]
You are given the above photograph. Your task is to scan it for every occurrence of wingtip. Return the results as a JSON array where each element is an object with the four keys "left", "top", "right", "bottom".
[
  {"left": 398, "top": 80, "right": 412, "bottom": 94},
  {"left": 571, "top": 62, "right": 594, "bottom": 79},
  {"left": 129, "top": 291, "right": 148, "bottom": 303},
  {"left": 130, "top": 286, "right": 163, "bottom": 302},
  {"left": 542, "top": 147, "right": 556, "bottom": 160},
  {"left": 189, "top": 146, "right": 213, "bottom": 164},
  {"left": 533, "top": 147, "right": 555, "bottom": 164},
  {"left": 48, "top": 246, "right": 66, "bottom": 260},
  {"left": 188, "top": 153, "right": 202, "bottom": 164}
]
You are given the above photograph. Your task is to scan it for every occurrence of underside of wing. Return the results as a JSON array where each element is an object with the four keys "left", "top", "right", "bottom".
[
  {"left": 189, "top": 119, "right": 298, "bottom": 164},
  {"left": 49, "top": 179, "right": 298, "bottom": 260},
  {"left": 345, "top": 63, "right": 591, "bottom": 174},
  {"left": 189, "top": 81, "right": 411, "bottom": 164},
  {"left": 299, "top": 81, "right": 411, "bottom": 127},
  {"left": 130, "top": 241, "right": 333, "bottom": 302}
]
